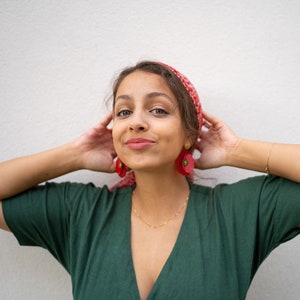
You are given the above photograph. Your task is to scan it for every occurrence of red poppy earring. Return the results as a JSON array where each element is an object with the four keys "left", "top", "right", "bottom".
[
  {"left": 175, "top": 143, "right": 194, "bottom": 176},
  {"left": 115, "top": 157, "right": 128, "bottom": 178}
]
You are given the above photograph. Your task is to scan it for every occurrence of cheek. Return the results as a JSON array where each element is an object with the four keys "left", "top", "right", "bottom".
[{"left": 166, "top": 125, "right": 187, "bottom": 145}]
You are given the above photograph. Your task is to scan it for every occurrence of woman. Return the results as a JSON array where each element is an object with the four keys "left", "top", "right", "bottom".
[{"left": 0, "top": 61, "right": 299, "bottom": 299}]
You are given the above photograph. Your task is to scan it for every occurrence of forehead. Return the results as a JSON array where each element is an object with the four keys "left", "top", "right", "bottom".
[{"left": 116, "top": 71, "right": 174, "bottom": 97}]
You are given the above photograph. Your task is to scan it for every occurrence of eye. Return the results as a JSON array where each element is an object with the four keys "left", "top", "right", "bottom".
[
  {"left": 116, "top": 109, "right": 132, "bottom": 117},
  {"left": 150, "top": 108, "right": 168, "bottom": 115}
]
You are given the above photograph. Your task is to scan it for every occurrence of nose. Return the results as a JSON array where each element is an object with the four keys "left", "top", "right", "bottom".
[
  {"left": 129, "top": 124, "right": 145, "bottom": 132},
  {"left": 129, "top": 112, "right": 148, "bottom": 132}
]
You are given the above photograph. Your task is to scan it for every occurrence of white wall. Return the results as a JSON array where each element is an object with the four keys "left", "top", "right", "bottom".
[{"left": 0, "top": 0, "right": 299, "bottom": 299}]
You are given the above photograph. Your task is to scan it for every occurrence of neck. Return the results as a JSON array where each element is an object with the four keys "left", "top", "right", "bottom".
[{"left": 132, "top": 170, "right": 190, "bottom": 223}]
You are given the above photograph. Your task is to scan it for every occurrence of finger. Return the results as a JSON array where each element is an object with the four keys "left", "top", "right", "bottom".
[
  {"left": 93, "top": 113, "right": 113, "bottom": 130},
  {"left": 202, "top": 119, "right": 212, "bottom": 129},
  {"left": 101, "top": 112, "right": 114, "bottom": 127},
  {"left": 202, "top": 111, "right": 220, "bottom": 125}
]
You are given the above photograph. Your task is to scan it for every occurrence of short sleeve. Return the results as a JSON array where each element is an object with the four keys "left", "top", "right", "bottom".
[
  {"left": 250, "top": 175, "right": 300, "bottom": 271},
  {"left": 2, "top": 181, "right": 101, "bottom": 271},
  {"left": 263, "top": 176, "right": 300, "bottom": 245},
  {"left": 214, "top": 175, "right": 300, "bottom": 268},
  {"left": 243, "top": 176, "right": 300, "bottom": 257}
]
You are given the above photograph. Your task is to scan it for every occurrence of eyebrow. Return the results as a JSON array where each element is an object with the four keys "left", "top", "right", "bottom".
[{"left": 115, "top": 92, "right": 174, "bottom": 103}]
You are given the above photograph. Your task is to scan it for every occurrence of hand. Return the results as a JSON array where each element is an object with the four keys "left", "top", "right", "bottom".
[
  {"left": 194, "top": 112, "right": 240, "bottom": 170},
  {"left": 73, "top": 113, "right": 116, "bottom": 173}
]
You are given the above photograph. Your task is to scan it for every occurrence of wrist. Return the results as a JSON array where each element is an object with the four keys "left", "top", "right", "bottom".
[
  {"left": 227, "top": 138, "right": 271, "bottom": 173},
  {"left": 64, "top": 141, "right": 86, "bottom": 171},
  {"left": 224, "top": 137, "right": 243, "bottom": 167}
]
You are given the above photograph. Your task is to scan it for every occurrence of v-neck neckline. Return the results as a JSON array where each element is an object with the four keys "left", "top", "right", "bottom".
[{"left": 126, "top": 185, "right": 193, "bottom": 299}]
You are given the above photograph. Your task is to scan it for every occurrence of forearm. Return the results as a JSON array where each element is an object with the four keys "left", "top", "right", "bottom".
[
  {"left": 0, "top": 142, "right": 81, "bottom": 200},
  {"left": 228, "top": 139, "right": 300, "bottom": 182}
]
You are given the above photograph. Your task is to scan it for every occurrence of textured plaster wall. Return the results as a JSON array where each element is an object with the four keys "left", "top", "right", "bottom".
[{"left": 0, "top": 0, "right": 299, "bottom": 299}]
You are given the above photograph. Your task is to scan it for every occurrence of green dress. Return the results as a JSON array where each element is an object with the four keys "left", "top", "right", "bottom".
[{"left": 3, "top": 175, "right": 300, "bottom": 299}]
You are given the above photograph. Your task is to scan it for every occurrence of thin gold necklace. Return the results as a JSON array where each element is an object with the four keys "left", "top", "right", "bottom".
[{"left": 131, "top": 191, "right": 189, "bottom": 229}]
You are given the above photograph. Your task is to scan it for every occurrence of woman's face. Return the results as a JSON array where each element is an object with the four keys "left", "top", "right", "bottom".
[{"left": 112, "top": 71, "right": 188, "bottom": 174}]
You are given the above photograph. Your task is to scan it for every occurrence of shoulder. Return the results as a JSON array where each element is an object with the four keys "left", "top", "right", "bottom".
[
  {"left": 211, "top": 175, "right": 298, "bottom": 200},
  {"left": 43, "top": 181, "right": 134, "bottom": 209},
  {"left": 217, "top": 175, "right": 300, "bottom": 200},
  {"left": 190, "top": 175, "right": 266, "bottom": 202},
  {"left": 190, "top": 175, "right": 300, "bottom": 212},
  {"left": 3, "top": 181, "right": 134, "bottom": 215}
]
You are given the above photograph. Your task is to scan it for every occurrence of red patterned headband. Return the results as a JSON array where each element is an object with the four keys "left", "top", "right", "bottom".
[{"left": 158, "top": 62, "right": 203, "bottom": 131}]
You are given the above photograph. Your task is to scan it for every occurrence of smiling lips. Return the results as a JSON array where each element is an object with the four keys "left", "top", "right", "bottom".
[{"left": 125, "top": 138, "right": 155, "bottom": 150}]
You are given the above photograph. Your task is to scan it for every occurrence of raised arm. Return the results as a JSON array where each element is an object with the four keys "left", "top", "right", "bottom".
[
  {"left": 195, "top": 112, "right": 300, "bottom": 183},
  {"left": 0, "top": 114, "right": 116, "bottom": 230}
]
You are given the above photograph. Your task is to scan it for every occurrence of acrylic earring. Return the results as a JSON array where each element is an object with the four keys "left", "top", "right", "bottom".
[
  {"left": 175, "top": 149, "right": 194, "bottom": 176},
  {"left": 115, "top": 157, "right": 128, "bottom": 178}
]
